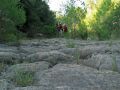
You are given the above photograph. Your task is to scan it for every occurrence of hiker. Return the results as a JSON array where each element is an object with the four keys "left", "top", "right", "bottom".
[
  {"left": 59, "top": 23, "right": 63, "bottom": 36},
  {"left": 56, "top": 23, "right": 60, "bottom": 32},
  {"left": 63, "top": 24, "right": 68, "bottom": 33},
  {"left": 59, "top": 23, "right": 63, "bottom": 31}
]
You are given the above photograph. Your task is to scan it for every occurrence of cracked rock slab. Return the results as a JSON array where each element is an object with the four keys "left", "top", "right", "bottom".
[
  {"left": 82, "top": 54, "right": 120, "bottom": 72},
  {"left": 4, "top": 61, "right": 50, "bottom": 79},
  {"left": 25, "top": 51, "right": 74, "bottom": 64},
  {"left": 34, "top": 64, "right": 120, "bottom": 90}
]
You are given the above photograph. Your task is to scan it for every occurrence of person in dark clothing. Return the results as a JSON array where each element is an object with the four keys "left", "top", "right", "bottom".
[
  {"left": 59, "top": 23, "right": 63, "bottom": 36},
  {"left": 56, "top": 23, "right": 63, "bottom": 36},
  {"left": 56, "top": 23, "right": 60, "bottom": 32},
  {"left": 59, "top": 23, "right": 63, "bottom": 31}
]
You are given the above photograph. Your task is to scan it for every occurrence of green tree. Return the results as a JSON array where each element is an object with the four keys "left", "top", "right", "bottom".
[
  {"left": 0, "top": 0, "right": 26, "bottom": 42},
  {"left": 0, "top": 0, "right": 26, "bottom": 25},
  {"left": 103, "top": 1, "right": 120, "bottom": 39},
  {"left": 85, "top": 0, "right": 112, "bottom": 40},
  {"left": 20, "top": 0, "right": 56, "bottom": 37},
  {"left": 60, "top": 0, "right": 87, "bottom": 39}
]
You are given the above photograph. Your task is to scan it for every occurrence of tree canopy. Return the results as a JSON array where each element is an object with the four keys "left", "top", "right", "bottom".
[
  {"left": 0, "top": 0, "right": 120, "bottom": 42},
  {"left": 0, "top": 0, "right": 56, "bottom": 42},
  {"left": 20, "top": 0, "right": 56, "bottom": 37},
  {"left": 57, "top": 0, "right": 120, "bottom": 40}
]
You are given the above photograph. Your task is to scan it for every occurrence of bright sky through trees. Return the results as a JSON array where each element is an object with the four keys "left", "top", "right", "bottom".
[
  {"left": 48, "top": 0, "right": 66, "bottom": 12},
  {"left": 48, "top": 0, "right": 85, "bottom": 13}
]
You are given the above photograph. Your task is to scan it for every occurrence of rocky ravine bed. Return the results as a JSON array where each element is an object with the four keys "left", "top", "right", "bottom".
[{"left": 0, "top": 38, "right": 120, "bottom": 90}]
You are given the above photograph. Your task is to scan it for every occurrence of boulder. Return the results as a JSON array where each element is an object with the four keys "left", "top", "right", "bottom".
[
  {"left": 13, "top": 86, "right": 51, "bottom": 90},
  {"left": 13, "top": 86, "right": 102, "bottom": 90},
  {"left": 4, "top": 61, "right": 50, "bottom": 79},
  {"left": 0, "top": 79, "right": 14, "bottom": 90},
  {"left": 82, "top": 54, "right": 120, "bottom": 72},
  {"left": 34, "top": 64, "right": 120, "bottom": 90},
  {"left": 0, "top": 79, "right": 8, "bottom": 90},
  {"left": 25, "top": 51, "right": 74, "bottom": 65},
  {"left": 0, "top": 52, "right": 20, "bottom": 63},
  {"left": 59, "top": 48, "right": 76, "bottom": 56},
  {"left": 60, "top": 46, "right": 110, "bottom": 59},
  {"left": 116, "top": 56, "right": 120, "bottom": 72},
  {"left": 0, "top": 46, "right": 18, "bottom": 52}
]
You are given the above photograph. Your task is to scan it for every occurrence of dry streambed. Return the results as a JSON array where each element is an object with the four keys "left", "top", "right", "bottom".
[{"left": 0, "top": 38, "right": 120, "bottom": 90}]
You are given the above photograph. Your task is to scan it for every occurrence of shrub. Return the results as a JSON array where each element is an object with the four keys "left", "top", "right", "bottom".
[
  {"left": 69, "top": 21, "right": 88, "bottom": 40},
  {"left": 13, "top": 71, "right": 34, "bottom": 87},
  {"left": 96, "top": 29, "right": 111, "bottom": 40}
]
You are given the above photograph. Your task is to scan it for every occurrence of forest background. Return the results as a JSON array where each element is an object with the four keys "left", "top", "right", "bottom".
[{"left": 0, "top": 0, "right": 120, "bottom": 42}]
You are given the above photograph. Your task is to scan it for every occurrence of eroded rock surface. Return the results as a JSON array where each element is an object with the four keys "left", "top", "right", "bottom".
[
  {"left": 0, "top": 38, "right": 120, "bottom": 90},
  {"left": 4, "top": 61, "right": 50, "bottom": 79},
  {"left": 34, "top": 64, "right": 120, "bottom": 90}
]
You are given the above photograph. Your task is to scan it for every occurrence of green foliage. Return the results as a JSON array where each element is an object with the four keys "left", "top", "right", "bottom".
[
  {"left": 103, "top": 1, "right": 120, "bottom": 39},
  {"left": 13, "top": 71, "right": 34, "bottom": 86},
  {"left": 91, "top": 0, "right": 112, "bottom": 40},
  {"left": 86, "top": 0, "right": 120, "bottom": 40},
  {"left": 58, "top": 0, "right": 120, "bottom": 40},
  {"left": 0, "top": 0, "right": 120, "bottom": 40},
  {"left": 77, "top": 21, "right": 88, "bottom": 40},
  {"left": 58, "top": 0, "right": 87, "bottom": 39},
  {"left": 0, "top": 0, "right": 26, "bottom": 24},
  {"left": 20, "top": 0, "right": 56, "bottom": 37},
  {"left": 41, "top": 25, "right": 57, "bottom": 37},
  {"left": 0, "top": 15, "right": 15, "bottom": 42},
  {"left": 0, "top": 0, "right": 26, "bottom": 42}
]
